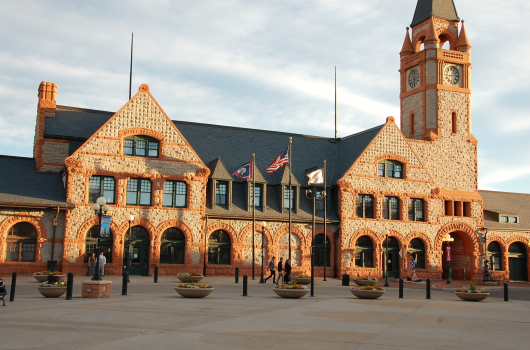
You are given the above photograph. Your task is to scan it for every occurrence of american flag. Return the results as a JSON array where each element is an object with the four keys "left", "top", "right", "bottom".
[{"left": 266, "top": 147, "right": 289, "bottom": 174}]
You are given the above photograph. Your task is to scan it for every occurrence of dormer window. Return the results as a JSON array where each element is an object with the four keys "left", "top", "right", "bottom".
[
  {"left": 250, "top": 184, "right": 262, "bottom": 207},
  {"left": 123, "top": 136, "right": 159, "bottom": 158},
  {"left": 378, "top": 160, "right": 402, "bottom": 179},
  {"left": 216, "top": 181, "right": 228, "bottom": 205},
  {"left": 500, "top": 215, "right": 518, "bottom": 224},
  {"left": 284, "top": 187, "right": 294, "bottom": 209}
]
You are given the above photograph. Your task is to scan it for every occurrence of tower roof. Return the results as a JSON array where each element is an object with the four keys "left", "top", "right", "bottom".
[{"left": 411, "top": 0, "right": 460, "bottom": 27}]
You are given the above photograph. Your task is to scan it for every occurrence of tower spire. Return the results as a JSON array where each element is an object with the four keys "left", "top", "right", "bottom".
[
  {"left": 424, "top": 16, "right": 440, "bottom": 47},
  {"left": 456, "top": 20, "right": 471, "bottom": 52},
  {"left": 400, "top": 27, "right": 414, "bottom": 57}
]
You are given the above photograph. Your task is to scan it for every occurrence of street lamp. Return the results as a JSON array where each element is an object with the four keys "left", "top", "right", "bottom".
[
  {"left": 442, "top": 233, "right": 454, "bottom": 284},
  {"left": 476, "top": 227, "right": 491, "bottom": 283},
  {"left": 259, "top": 221, "right": 266, "bottom": 283},
  {"left": 124, "top": 214, "right": 134, "bottom": 281},
  {"left": 306, "top": 188, "right": 326, "bottom": 297},
  {"left": 91, "top": 196, "right": 110, "bottom": 281},
  {"left": 384, "top": 229, "right": 390, "bottom": 287}
]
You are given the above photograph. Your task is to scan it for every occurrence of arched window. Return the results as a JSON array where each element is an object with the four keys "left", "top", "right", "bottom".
[
  {"left": 488, "top": 242, "right": 502, "bottom": 271},
  {"left": 408, "top": 238, "right": 426, "bottom": 269},
  {"left": 6, "top": 222, "right": 37, "bottom": 262},
  {"left": 123, "top": 135, "right": 159, "bottom": 158},
  {"left": 208, "top": 230, "right": 231, "bottom": 265},
  {"left": 314, "top": 234, "right": 331, "bottom": 267},
  {"left": 160, "top": 228, "right": 185, "bottom": 264},
  {"left": 85, "top": 226, "right": 113, "bottom": 263},
  {"left": 355, "top": 235, "right": 374, "bottom": 268},
  {"left": 378, "top": 160, "right": 403, "bottom": 179}
]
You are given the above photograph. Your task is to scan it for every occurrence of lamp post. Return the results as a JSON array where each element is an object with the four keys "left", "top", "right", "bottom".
[
  {"left": 442, "top": 233, "right": 454, "bottom": 284},
  {"left": 476, "top": 227, "right": 491, "bottom": 283},
  {"left": 306, "top": 188, "right": 326, "bottom": 297},
  {"left": 125, "top": 214, "right": 134, "bottom": 281},
  {"left": 91, "top": 197, "right": 110, "bottom": 281},
  {"left": 259, "top": 221, "right": 266, "bottom": 283},
  {"left": 384, "top": 229, "right": 390, "bottom": 287}
]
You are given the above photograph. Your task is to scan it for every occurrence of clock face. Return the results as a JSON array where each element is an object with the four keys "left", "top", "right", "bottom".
[
  {"left": 408, "top": 69, "right": 420, "bottom": 89},
  {"left": 444, "top": 66, "right": 460, "bottom": 85}
]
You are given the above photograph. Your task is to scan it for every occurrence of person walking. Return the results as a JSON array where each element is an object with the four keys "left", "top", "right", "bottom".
[
  {"left": 284, "top": 258, "right": 292, "bottom": 284},
  {"left": 87, "top": 252, "right": 96, "bottom": 276},
  {"left": 264, "top": 256, "right": 276, "bottom": 283},
  {"left": 98, "top": 251, "right": 107, "bottom": 276},
  {"left": 276, "top": 257, "right": 284, "bottom": 285}
]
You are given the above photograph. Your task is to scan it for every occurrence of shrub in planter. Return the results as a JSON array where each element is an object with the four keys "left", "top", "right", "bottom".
[
  {"left": 174, "top": 282, "right": 213, "bottom": 298},
  {"left": 273, "top": 283, "right": 309, "bottom": 298},
  {"left": 177, "top": 272, "right": 204, "bottom": 282},
  {"left": 353, "top": 277, "right": 378, "bottom": 286},
  {"left": 455, "top": 283, "right": 490, "bottom": 302},
  {"left": 38, "top": 275, "right": 67, "bottom": 298},
  {"left": 350, "top": 284, "right": 385, "bottom": 299}
]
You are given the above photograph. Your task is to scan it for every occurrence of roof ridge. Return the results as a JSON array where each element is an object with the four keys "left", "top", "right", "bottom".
[
  {"left": 341, "top": 124, "right": 384, "bottom": 140},
  {"left": 0, "top": 155, "right": 35, "bottom": 160},
  {"left": 479, "top": 189, "right": 530, "bottom": 196},
  {"left": 56, "top": 105, "right": 115, "bottom": 115}
]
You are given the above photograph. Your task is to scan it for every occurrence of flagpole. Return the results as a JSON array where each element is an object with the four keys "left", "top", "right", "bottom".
[
  {"left": 288, "top": 137, "right": 292, "bottom": 263},
  {"left": 323, "top": 160, "right": 327, "bottom": 281},
  {"left": 252, "top": 153, "right": 256, "bottom": 280},
  {"left": 129, "top": 32, "right": 134, "bottom": 100},
  {"left": 334, "top": 65, "right": 337, "bottom": 139}
]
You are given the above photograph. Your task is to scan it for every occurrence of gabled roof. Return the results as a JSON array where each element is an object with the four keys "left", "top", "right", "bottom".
[
  {"left": 480, "top": 190, "right": 530, "bottom": 231},
  {"left": 279, "top": 165, "right": 301, "bottom": 186},
  {"left": 0, "top": 156, "right": 73, "bottom": 208},
  {"left": 208, "top": 157, "right": 233, "bottom": 180},
  {"left": 411, "top": 0, "right": 460, "bottom": 27}
]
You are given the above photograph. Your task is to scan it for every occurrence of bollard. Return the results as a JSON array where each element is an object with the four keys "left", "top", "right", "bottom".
[
  {"left": 399, "top": 278, "right": 403, "bottom": 298},
  {"left": 426, "top": 278, "right": 431, "bottom": 299},
  {"left": 235, "top": 267, "right": 239, "bottom": 283},
  {"left": 122, "top": 271, "right": 128, "bottom": 296},
  {"left": 504, "top": 283, "right": 509, "bottom": 301},
  {"left": 462, "top": 268, "right": 466, "bottom": 281},
  {"left": 154, "top": 266, "right": 158, "bottom": 283},
  {"left": 243, "top": 275, "right": 248, "bottom": 296},
  {"left": 66, "top": 272, "right": 74, "bottom": 300},
  {"left": 342, "top": 274, "right": 350, "bottom": 286},
  {"left": 9, "top": 272, "right": 17, "bottom": 302},
  {"left": 446, "top": 268, "right": 452, "bottom": 284}
]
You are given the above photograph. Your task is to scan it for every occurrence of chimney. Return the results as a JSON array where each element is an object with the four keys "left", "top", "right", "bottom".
[{"left": 34, "top": 82, "right": 58, "bottom": 170}]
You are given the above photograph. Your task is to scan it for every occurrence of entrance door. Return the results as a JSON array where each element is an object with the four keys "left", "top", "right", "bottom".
[
  {"left": 130, "top": 244, "right": 149, "bottom": 276},
  {"left": 386, "top": 250, "right": 400, "bottom": 278},
  {"left": 508, "top": 242, "right": 528, "bottom": 281}
]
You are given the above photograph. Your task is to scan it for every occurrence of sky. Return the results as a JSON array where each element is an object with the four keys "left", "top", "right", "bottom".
[{"left": 0, "top": 0, "right": 529, "bottom": 193}]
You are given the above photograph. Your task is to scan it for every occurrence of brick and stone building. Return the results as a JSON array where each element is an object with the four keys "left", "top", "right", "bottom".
[{"left": 1, "top": 0, "right": 528, "bottom": 282}]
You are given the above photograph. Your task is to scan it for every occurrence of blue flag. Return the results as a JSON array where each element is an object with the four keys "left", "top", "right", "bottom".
[{"left": 232, "top": 161, "right": 253, "bottom": 179}]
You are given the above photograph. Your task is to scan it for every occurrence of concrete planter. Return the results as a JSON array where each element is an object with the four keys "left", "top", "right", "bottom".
[
  {"left": 353, "top": 278, "right": 378, "bottom": 286},
  {"left": 455, "top": 292, "right": 490, "bottom": 302},
  {"left": 292, "top": 277, "right": 311, "bottom": 285},
  {"left": 273, "top": 288, "right": 309, "bottom": 299},
  {"left": 174, "top": 287, "right": 213, "bottom": 298},
  {"left": 38, "top": 286, "right": 67, "bottom": 298},
  {"left": 350, "top": 288, "right": 385, "bottom": 299},
  {"left": 177, "top": 275, "right": 204, "bottom": 283},
  {"left": 33, "top": 274, "right": 65, "bottom": 283}
]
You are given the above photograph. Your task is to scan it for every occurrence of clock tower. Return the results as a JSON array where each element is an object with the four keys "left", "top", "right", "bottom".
[{"left": 400, "top": 0, "right": 479, "bottom": 192}]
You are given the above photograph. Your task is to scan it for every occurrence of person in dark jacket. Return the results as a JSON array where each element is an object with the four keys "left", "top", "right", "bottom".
[
  {"left": 284, "top": 258, "right": 292, "bottom": 284},
  {"left": 264, "top": 256, "right": 276, "bottom": 283},
  {"left": 276, "top": 257, "right": 284, "bottom": 285}
]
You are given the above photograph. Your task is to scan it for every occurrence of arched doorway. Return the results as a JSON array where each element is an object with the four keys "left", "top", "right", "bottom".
[
  {"left": 160, "top": 228, "right": 185, "bottom": 264},
  {"left": 508, "top": 242, "right": 528, "bottom": 281},
  {"left": 129, "top": 226, "right": 150, "bottom": 276},
  {"left": 85, "top": 226, "right": 113, "bottom": 265},
  {"left": 355, "top": 236, "right": 374, "bottom": 268},
  {"left": 408, "top": 238, "right": 426, "bottom": 269},
  {"left": 487, "top": 242, "right": 503, "bottom": 271},
  {"left": 6, "top": 223, "right": 37, "bottom": 262},
  {"left": 441, "top": 231, "right": 475, "bottom": 280},
  {"left": 208, "top": 230, "right": 231, "bottom": 265},
  {"left": 314, "top": 234, "right": 331, "bottom": 267},
  {"left": 383, "top": 237, "right": 400, "bottom": 278}
]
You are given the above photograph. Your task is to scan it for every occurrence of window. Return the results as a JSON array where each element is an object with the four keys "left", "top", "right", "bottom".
[
  {"left": 463, "top": 202, "right": 471, "bottom": 217},
  {"left": 160, "top": 228, "right": 185, "bottom": 264},
  {"left": 6, "top": 223, "right": 37, "bottom": 262},
  {"left": 382, "top": 196, "right": 400, "bottom": 220},
  {"left": 445, "top": 200, "right": 451, "bottom": 216},
  {"left": 123, "top": 135, "right": 159, "bottom": 158},
  {"left": 408, "top": 198, "right": 424, "bottom": 221},
  {"left": 85, "top": 226, "right": 113, "bottom": 263},
  {"left": 127, "top": 179, "right": 152, "bottom": 206},
  {"left": 208, "top": 230, "right": 231, "bottom": 264},
  {"left": 500, "top": 215, "right": 518, "bottom": 223},
  {"left": 500, "top": 216, "right": 508, "bottom": 223},
  {"left": 355, "top": 235, "right": 374, "bottom": 267},
  {"left": 215, "top": 181, "right": 227, "bottom": 205},
  {"left": 88, "top": 176, "right": 115, "bottom": 204},
  {"left": 488, "top": 242, "right": 502, "bottom": 271},
  {"left": 284, "top": 187, "right": 293, "bottom": 209},
  {"left": 408, "top": 238, "right": 426, "bottom": 269},
  {"left": 378, "top": 160, "right": 403, "bottom": 179},
  {"left": 315, "top": 188, "right": 325, "bottom": 211},
  {"left": 410, "top": 113, "right": 415, "bottom": 138},
  {"left": 163, "top": 181, "right": 186, "bottom": 208},
  {"left": 314, "top": 234, "right": 331, "bottom": 267},
  {"left": 356, "top": 194, "right": 374, "bottom": 218},
  {"left": 451, "top": 112, "right": 457, "bottom": 134},
  {"left": 250, "top": 184, "right": 262, "bottom": 207}
]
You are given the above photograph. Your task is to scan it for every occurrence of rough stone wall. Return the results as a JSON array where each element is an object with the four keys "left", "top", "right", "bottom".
[
  {"left": 42, "top": 140, "right": 69, "bottom": 167},
  {"left": 401, "top": 93, "right": 423, "bottom": 139}
]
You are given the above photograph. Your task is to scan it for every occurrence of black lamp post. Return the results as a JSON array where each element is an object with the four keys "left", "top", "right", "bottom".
[
  {"left": 384, "top": 229, "right": 390, "bottom": 287},
  {"left": 306, "top": 188, "right": 326, "bottom": 297},
  {"left": 259, "top": 221, "right": 266, "bottom": 283},
  {"left": 443, "top": 233, "right": 454, "bottom": 284},
  {"left": 124, "top": 214, "right": 134, "bottom": 282},
  {"left": 477, "top": 227, "right": 492, "bottom": 283},
  {"left": 91, "top": 196, "right": 110, "bottom": 281}
]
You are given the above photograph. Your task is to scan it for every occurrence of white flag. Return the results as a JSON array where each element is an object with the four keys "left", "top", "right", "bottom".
[{"left": 307, "top": 168, "right": 324, "bottom": 185}]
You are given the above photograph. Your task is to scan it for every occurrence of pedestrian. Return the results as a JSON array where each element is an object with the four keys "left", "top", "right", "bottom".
[
  {"left": 87, "top": 252, "right": 96, "bottom": 276},
  {"left": 284, "top": 258, "right": 291, "bottom": 284},
  {"left": 276, "top": 257, "right": 284, "bottom": 285},
  {"left": 98, "top": 251, "right": 107, "bottom": 276},
  {"left": 264, "top": 256, "right": 276, "bottom": 283}
]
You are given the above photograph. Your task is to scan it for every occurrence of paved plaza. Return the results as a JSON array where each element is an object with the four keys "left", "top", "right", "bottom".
[{"left": 1, "top": 275, "right": 530, "bottom": 349}]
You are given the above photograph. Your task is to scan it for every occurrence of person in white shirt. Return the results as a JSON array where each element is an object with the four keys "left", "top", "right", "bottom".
[{"left": 98, "top": 251, "right": 107, "bottom": 276}]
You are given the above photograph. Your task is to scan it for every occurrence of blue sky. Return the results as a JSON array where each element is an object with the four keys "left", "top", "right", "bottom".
[{"left": 0, "top": 0, "right": 529, "bottom": 193}]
